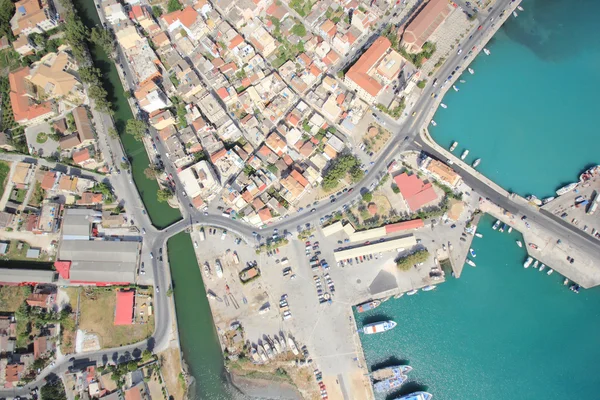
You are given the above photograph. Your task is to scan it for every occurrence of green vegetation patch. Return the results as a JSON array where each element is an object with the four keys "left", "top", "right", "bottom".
[
  {"left": 321, "top": 155, "right": 363, "bottom": 191},
  {"left": 0, "top": 160, "right": 10, "bottom": 199},
  {"left": 0, "top": 286, "right": 31, "bottom": 312},
  {"left": 396, "top": 249, "right": 430, "bottom": 271}
]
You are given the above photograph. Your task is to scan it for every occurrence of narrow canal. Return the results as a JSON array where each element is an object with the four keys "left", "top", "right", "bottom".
[
  {"left": 73, "top": 0, "right": 181, "bottom": 229},
  {"left": 167, "top": 233, "right": 238, "bottom": 399}
]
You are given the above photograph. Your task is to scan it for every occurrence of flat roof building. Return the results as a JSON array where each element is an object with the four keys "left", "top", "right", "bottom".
[
  {"left": 114, "top": 290, "right": 135, "bottom": 325},
  {"left": 0, "top": 268, "right": 57, "bottom": 285},
  {"left": 333, "top": 236, "right": 417, "bottom": 262}
]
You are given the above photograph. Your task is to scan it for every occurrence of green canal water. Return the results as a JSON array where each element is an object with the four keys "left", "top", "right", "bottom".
[
  {"left": 74, "top": 0, "right": 181, "bottom": 228},
  {"left": 356, "top": 214, "right": 600, "bottom": 400}
]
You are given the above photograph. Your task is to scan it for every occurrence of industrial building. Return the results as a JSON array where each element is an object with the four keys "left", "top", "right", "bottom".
[
  {"left": 322, "top": 219, "right": 424, "bottom": 242},
  {"left": 0, "top": 269, "right": 57, "bottom": 285},
  {"left": 333, "top": 235, "right": 417, "bottom": 262}
]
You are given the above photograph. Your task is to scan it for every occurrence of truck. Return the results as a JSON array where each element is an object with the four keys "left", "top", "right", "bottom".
[
  {"left": 199, "top": 228, "right": 206, "bottom": 241},
  {"left": 587, "top": 191, "right": 600, "bottom": 215},
  {"left": 232, "top": 251, "right": 240, "bottom": 265}
]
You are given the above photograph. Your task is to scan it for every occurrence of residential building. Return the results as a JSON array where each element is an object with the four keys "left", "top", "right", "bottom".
[
  {"left": 134, "top": 81, "right": 170, "bottom": 114},
  {"left": 420, "top": 157, "right": 462, "bottom": 187},
  {"left": 124, "top": 382, "right": 150, "bottom": 400},
  {"left": 8, "top": 67, "right": 55, "bottom": 125},
  {"left": 126, "top": 39, "right": 162, "bottom": 86},
  {"left": 10, "top": 0, "right": 58, "bottom": 36},
  {"left": 393, "top": 172, "right": 438, "bottom": 212},
  {"left": 161, "top": 6, "right": 205, "bottom": 41},
  {"left": 72, "top": 106, "right": 95, "bottom": 144},
  {"left": 178, "top": 160, "right": 221, "bottom": 200},
  {"left": 27, "top": 51, "right": 84, "bottom": 103},
  {"left": 103, "top": 0, "right": 129, "bottom": 24},
  {"left": 12, "top": 35, "right": 34, "bottom": 56},
  {"left": 249, "top": 25, "right": 276, "bottom": 57},
  {"left": 114, "top": 22, "right": 143, "bottom": 50},
  {"left": 401, "top": 0, "right": 451, "bottom": 53}
]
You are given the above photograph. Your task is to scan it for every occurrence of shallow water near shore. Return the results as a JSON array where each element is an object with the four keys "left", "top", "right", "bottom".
[
  {"left": 357, "top": 214, "right": 600, "bottom": 400},
  {"left": 429, "top": 0, "right": 600, "bottom": 198}
]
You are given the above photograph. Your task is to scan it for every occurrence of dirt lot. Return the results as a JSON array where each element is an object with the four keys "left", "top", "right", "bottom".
[
  {"left": 0, "top": 286, "right": 31, "bottom": 312},
  {"left": 78, "top": 288, "right": 154, "bottom": 348},
  {"left": 159, "top": 347, "right": 185, "bottom": 400},
  {"left": 362, "top": 125, "right": 391, "bottom": 154}
]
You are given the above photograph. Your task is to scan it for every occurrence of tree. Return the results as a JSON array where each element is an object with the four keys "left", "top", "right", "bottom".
[
  {"left": 120, "top": 161, "right": 129, "bottom": 170},
  {"left": 108, "top": 127, "right": 118, "bottom": 138},
  {"left": 90, "top": 27, "right": 115, "bottom": 57},
  {"left": 126, "top": 119, "right": 147, "bottom": 141},
  {"left": 267, "top": 164, "right": 278, "bottom": 174},
  {"left": 151, "top": 5, "right": 163, "bottom": 18},
  {"left": 41, "top": 379, "right": 67, "bottom": 400},
  {"left": 290, "top": 23, "right": 306, "bottom": 37},
  {"left": 79, "top": 66, "right": 102, "bottom": 84},
  {"left": 417, "top": 79, "right": 427, "bottom": 89},
  {"left": 0, "top": 0, "right": 15, "bottom": 39},
  {"left": 142, "top": 349, "right": 153, "bottom": 362},
  {"left": 30, "top": 32, "right": 47, "bottom": 48},
  {"left": 157, "top": 188, "right": 173, "bottom": 202},
  {"left": 396, "top": 250, "right": 430, "bottom": 271},
  {"left": 144, "top": 166, "right": 160, "bottom": 179},
  {"left": 127, "top": 361, "right": 138, "bottom": 371},
  {"left": 167, "top": 0, "right": 182, "bottom": 12},
  {"left": 362, "top": 192, "right": 372, "bottom": 202}
]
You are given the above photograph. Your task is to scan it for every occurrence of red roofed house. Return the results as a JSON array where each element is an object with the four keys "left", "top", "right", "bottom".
[
  {"left": 114, "top": 290, "right": 135, "bottom": 326},
  {"left": 228, "top": 34, "right": 244, "bottom": 49},
  {"left": 216, "top": 87, "right": 230, "bottom": 101},
  {"left": 33, "top": 336, "right": 55, "bottom": 360},
  {"left": 72, "top": 148, "right": 94, "bottom": 168},
  {"left": 393, "top": 172, "right": 438, "bottom": 212},
  {"left": 26, "top": 293, "right": 55, "bottom": 309},
  {"left": 161, "top": 6, "right": 202, "bottom": 40},
  {"left": 344, "top": 36, "right": 391, "bottom": 103},
  {"left": 8, "top": 67, "right": 55, "bottom": 125},
  {"left": 40, "top": 171, "right": 57, "bottom": 190},
  {"left": 258, "top": 207, "right": 272, "bottom": 223},
  {"left": 401, "top": 0, "right": 451, "bottom": 53},
  {"left": 4, "top": 363, "right": 24, "bottom": 387},
  {"left": 385, "top": 219, "right": 424, "bottom": 234}
]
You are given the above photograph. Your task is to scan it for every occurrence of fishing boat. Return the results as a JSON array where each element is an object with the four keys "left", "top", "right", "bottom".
[
  {"left": 430, "top": 120, "right": 437, "bottom": 126},
  {"left": 287, "top": 337, "right": 299, "bottom": 355},
  {"left": 453, "top": 85, "right": 460, "bottom": 92},
  {"left": 547, "top": 268, "right": 554, "bottom": 275},
  {"left": 469, "top": 248, "right": 476, "bottom": 258},
  {"left": 372, "top": 365, "right": 413, "bottom": 381},
  {"left": 406, "top": 289, "right": 418, "bottom": 296},
  {"left": 257, "top": 345, "right": 269, "bottom": 362},
  {"left": 395, "top": 391, "right": 433, "bottom": 400},
  {"left": 563, "top": 278, "right": 569, "bottom": 285},
  {"left": 263, "top": 342, "right": 274, "bottom": 359},
  {"left": 517, "top": 5, "right": 524, "bottom": 11},
  {"left": 459, "top": 79, "right": 466, "bottom": 83},
  {"left": 508, "top": 226, "right": 513, "bottom": 233},
  {"left": 483, "top": 48, "right": 491, "bottom": 55},
  {"left": 203, "top": 262, "right": 211, "bottom": 277},
  {"left": 362, "top": 320, "right": 397, "bottom": 335},
  {"left": 279, "top": 333, "right": 287, "bottom": 351},
  {"left": 466, "top": 258, "right": 476, "bottom": 267},
  {"left": 461, "top": 149, "right": 469, "bottom": 160},
  {"left": 475, "top": 233, "right": 483, "bottom": 238},
  {"left": 529, "top": 243, "right": 539, "bottom": 250},
  {"left": 499, "top": 224, "right": 505, "bottom": 233},
  {"left": 449, "top": 141, "right": 458, "bottom": 151},
  {"left": 357, "top": 300, "right": 381, "bottom": 313},
  {"left": 556, "top": 182, "right": 578, "bottom": 196},
  {"left": 374, "top": 375, "right": 408, "bottom": 393},
  {"left": 523, "top": 256, "right": 533, "bottom": 268},
  {"left": 516, "top": 240, "right": 522, "bottom": 248},
  {"left": 533, "top": 260, "right": 539, "bottom": 269},
  {"left": 422, "top": 285, "right": 436, "bottom": 292},
  {"left": 440, "top": 103, "right": 447, "bottom": 109},
  {"left": 513, "top": 10, "right": 518, "bottom": 17},
  {"left": 394, "top": 292, "right": 405, "bottom": 299},
  {"left": 468, "top": 68, "right": 475, "bottom": 74},
  {"left": 271, "top": 336, "right": 281, "bottom": 354},
  {"left": 215, "top": 260, "right": 223, "bottom": 278},
  {"left": 570, "top": 284, "right": 580, "bottom": 294},
  {"left": 492, "top": 220, "right": 501, "bottom": 230},
  {"left": 542, "top": 196, "right": 555, "bottom": 205},
  {"left": 472, "top": 158, "right": 481, "bottom": 167},
  {"left": 539, "top": 264, "right": 546, "bottom": 272}
]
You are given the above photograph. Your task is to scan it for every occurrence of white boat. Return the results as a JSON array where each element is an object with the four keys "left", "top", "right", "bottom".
[
  {"left": 422, "top": 285, "right": 436, "bottom": 292},
  {"left": 453, "top": 85, "right": 460, "bottom": 92},
  {"left": 492, "top": 220, "right": 501, "bottom": 230},
  {"left": 475, "top": 233, "right": 483, "bottom": 238},
  {"left": 449, "top": 141, "right": 458, "bottom": 151},
  {"left": 508, "top": 226, "right": 513, "bottom": 233},
  {"left": 215, "top": 260, "right": 223, "bottom": 278},
  {"left": 563, "top": 278, "right": 569, "bottom": 285},
  {"left": 523, "top": 256, "right": 533, "bottom": 268},
  {"left": 483, "top": 48, "right": 491, "bottom": 55},
  {"left": 547, "top": 268, "right": 554, "bottom": 275},
  {"left": 395, "top": 392, "right": 433, "bottom": 400},
  {"left": 468, "top": 68, "right": 475, "bottom": 74},
  {"left": 272, "top": 336, "right": 282, "bottom": 353},
  {"left": 465, "top": 258, "right": 476, "bottom": 267},
  {"left": 539, "top": 264, "right": 546, "bottom": 272},
  {"left": 556, "top": 182, "right": 578, "bottom": 196},
  {"left": 440, "top": 103, "right": 447, "bottom": 109},
  {"left": 533, "top": 260, "right": 539, "bottom": 269},
  {"left": 513, "top": 10, "right": 518, "bottom": 17},
  {"left": 362, "top": 320, "right": 397, "bottom": 335},
  {"left": 499, "top": 224, "right": 505, "bottom": 233},
  {"left": 461, "top": 149, "right": 469, "bottom": 160},
  {"left": 459, "top": 80, "right": 466, "bottom": 83},
  {"left": 516, "top": 240, "right": 522, "bottom": 248},
  {"left": 287, "top": 336, "right": 299, "bottom": 355},
  {"left": 431, "top": 120, "right": 437, "bottom": 126},
  {"left": 542, "top": 196, "right": 555, "bottom": 204},
  {"left": 472, "top": 158, "right": 481, "bottom": 167},
  {"left": 469, "top": 248, "right": 476, "bottom": 258},
  {"left": 394, "top": 292, "right": 405, "bottom": 299},
  {"left": 517, "top": 5, "right": 524, "bottom": 11},
  {"left": 406, "top": 289, "right": 419, "bottom": 296}
]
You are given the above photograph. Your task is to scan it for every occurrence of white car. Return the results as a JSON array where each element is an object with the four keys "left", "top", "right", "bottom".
[
  {"left": 194, "top": 241, "right": 198, "bottom": 248},
  {"left": 150, "top": 252, "right": 154, "bottom": 259},
  {"left": 142, "top": 228, "right": 146, "bottom": 235},
  {"left": 221, "top": 231, "right": 227, "bottom": 240}
]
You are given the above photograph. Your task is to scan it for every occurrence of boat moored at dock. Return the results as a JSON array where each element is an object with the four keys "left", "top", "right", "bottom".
[
  {"left": 516, "top": 240, "right": 522, "bottom": 248},
  {"left": 374, "top": 375, "right": 408, "bottom": 393},
  {"left": 469, "top": 248, "right": 476, "bottom": 258},
  {"left": 468, "top": 68, "right": 475, "bottom": 74},
  {"left": 431, "top": 120, "right": 437, "bottom": 126},
  {"left": 406, "top": 289, "right": 419, "bottom": 296},
  {"left": 450, "top": 141, "right": 458, "bottom": 151},
  {"left": 357, "top": 300, "right": 381, "bottom": 313},
  {"left": 492, "top": 220, "right": 501, "bottom": 230},
  {"left": 556, "top": 182, "right": 578, "bottom": 196},
  {"left": 440, "top": 103, "right": 447, "bottom": 109},
  {"left": 394, "top": 391, "right": 433, "bottom": 400},
  {"left": 466, "top": 259, "right": 476, "bottom": 267},
  {"left": 453, "top": 85, "right": 460, "bottom": 92},
  {"left": 372, "top": 365, "right": 413, "bottom": 381},
  {"left": 547, "top": 268, "right": 554, "bottom": 275},
  {"left": 513, "top": 10, "right": 518, "bottom": 17},
  {"left": 472, "top": 158, "right": 481, "bottom": 167},
  {"left": 422, "top": 285, "right": 436, "bottom": 292},
  {"left": 362, "top": 320, "right": 397, "bottom": 334},
  {"left": 524, "top": 257, "right": 533, "bottom": 268},
  {"left": 461, "top": 149, "right": 469, "bottom": 160},
  {"left": 517, "top": 5, "right": 524, "bottom": 11},
  {"left": 539, "top": 264, "right": 546, "bottom": 272},
  {"left": 483, "top": 48, "right": 491, "bottom": 55},
  {"left": 475, "top": 233, "right": 483, "bottom": 238},
  {"left": 533, "top": 260, "right": 539, "bottom": 269}
]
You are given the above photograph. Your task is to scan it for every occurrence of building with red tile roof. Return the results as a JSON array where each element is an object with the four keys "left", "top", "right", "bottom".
[
  {"left": 72, "top": 148, "right": 92, "bottom": 166},
  {"left": 258, "top": 207, "right": 272, "bottom": 222},
  {"left": 385, "top": 219, "right": 424, "bottom": 233},
  {"left": 401, "top": 0, "right": 451, "bottom": 53},
  {"left": 40, "top": 171, "right": 57, "bottom": 190},
  {"left": 26, "top": 293, "right": 54, "bottom": 308},
  {"left": 393, "top": 172, "right": 438, "bottom": 212},
  {"left": 8, "top": 67, "right": 54, "bottom": 125},
  {"left": 344, "top": 36, "right": 390, "bottom": 103},
  {"left": 114, "top": 290, "right": 135, "bottom": 325}
]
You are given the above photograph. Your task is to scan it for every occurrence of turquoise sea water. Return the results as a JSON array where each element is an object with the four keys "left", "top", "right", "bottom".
[
  {"left": 429, "top": 0, "right": 600, "bottom": 198},
  {"left": 357, "top": 214, "right": 600, "bottom": 400}
]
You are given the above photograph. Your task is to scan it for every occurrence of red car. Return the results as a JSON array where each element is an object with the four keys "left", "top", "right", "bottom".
[{"left": 477, "top": 25, "right": 483, "bottom": 30}]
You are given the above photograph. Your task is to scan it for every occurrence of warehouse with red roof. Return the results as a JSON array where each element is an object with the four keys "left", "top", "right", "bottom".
[
  {"left": 114, "top": 290, "right": 135, "bottom": 325},
  {"left": 393, "top": 172, "right": 438, "bottom": 212}
]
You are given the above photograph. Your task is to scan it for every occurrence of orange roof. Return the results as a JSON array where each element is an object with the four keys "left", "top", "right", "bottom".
[
  {"left": 298, "top": 53, "right": 312, "bottom": 66},
  {"left": 320, "top": 20, "right": 337, "bottom": 37},
  {"left": 310, "top": 65, "right": 322, "bottom": 77},
  {"left": 216, "top": 87, "right": 229, "bottom": 100},
  {"left": 210, "top": 148, "right": 227, "bottom": 162},
  {"left": 8, "top": 67, "right": 53, "bottom": 123},
  {"left": 283, "top": 154, "right": 293, "bottom": 166},
  {"left": 72, "top": 148, "right": 90, "bottom": 164},
  {"left": 33, "top": 336, "right": 47, "bottom": 359},
  {"left": 162, "top": 6, "right": 198, "bottom": 28},
  {"left": 252, "top": 197, "right": 265, "bottom": 210},
  {"left": 323, "top": 144, "right": 338, "bottom": 159},
  {"left": 152, "top": 32, "right": 170, "bottom": 47},
  {"left": 336, "top": 93, "right": 346, "bottom": 105},
  {"left": 287, "top": 113, "right": 300, "bottom": 127},
  {"left": 403, "top": 0, "right": 450, "bottom": 50},
  {"left": 5, "top": 364, "right": 24, "bottom": 383},
  {"left": 192, "top": 118, "right": 206, "bottom": 132},
  {"left": 323, "top": 50, "right": 340, "bottom": 65},
  {"left": 299, "top": 142, "right": 315, "bottom": 156},
  {"left": 40, "top": 171, "right": 56, "bottom": 190},
  {"left": 124, "top": 385, "right": 143, "bottom": 400},
  {"left": 115, "top": 290, "right": 134, "bottom": 325},
  {"left": 393, "top": 172, "right": 438, "bottom": 211},
  {"left": 290, "top": 169, "right": 308, "bottom": 187},
  {"left": 228, "top": 34, "right": 244, "bottom": 49},
  {"left": 77, "top": 192, "right": 103, "bottom": 205},
  {"left": 385, "top": 219, "right": 424, "bottom": 233},
  {"left": 27, "top": 293, "right": 50, "bottom": 308},
  {"left": 258, "top": 145, "right": 273, "bottom": 157},
  {"left": 346, "top": 31, "right": 357, "bottom": 44},
  {"left": 258, "top": 207, "right": 272, "bottom": 222},
  {"left": 192, "top": 195, "right": 204, "bottom": 208},
  {"left": 345, "top": 36, "right": 390, "bottom": 97}
]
